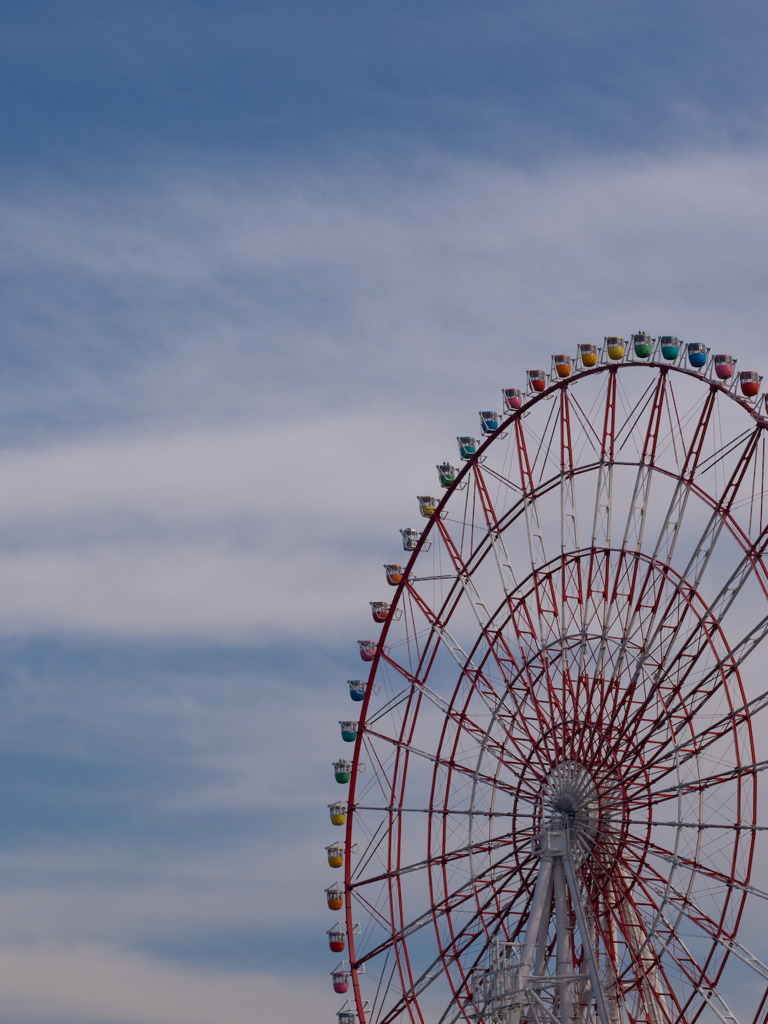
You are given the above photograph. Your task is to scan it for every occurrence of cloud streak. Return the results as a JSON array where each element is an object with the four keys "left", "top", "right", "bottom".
[
  {"left": 1, "top": 143, "right": 768, "bottom": 1021},
  {"left": 0, "top": 942, "right": 328, "bottom": 1023},
  {"left": 3, "top": 148, "right": 768, "bottom": 430},
  {"left": 1, "top": 149, "right": 768, "bottom": 641}
]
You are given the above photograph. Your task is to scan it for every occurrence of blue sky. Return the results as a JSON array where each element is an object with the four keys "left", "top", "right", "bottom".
[{"left": 0, "top": 1, "right": 768, "bottom": 1021}]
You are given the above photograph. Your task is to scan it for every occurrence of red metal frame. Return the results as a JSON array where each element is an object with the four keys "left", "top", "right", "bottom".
[{"left": 341, "top": 358, "right": 768, "bottom": 1024}]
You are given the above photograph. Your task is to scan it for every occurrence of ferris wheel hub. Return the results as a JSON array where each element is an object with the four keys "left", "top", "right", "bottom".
[{"left": 541, "top": 761, "right": 600, "bottom": 865}]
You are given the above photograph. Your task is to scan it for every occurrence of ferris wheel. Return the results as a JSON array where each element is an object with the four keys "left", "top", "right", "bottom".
[{"left": 325, "top": 335, "right": 768, "bottom": 1024}]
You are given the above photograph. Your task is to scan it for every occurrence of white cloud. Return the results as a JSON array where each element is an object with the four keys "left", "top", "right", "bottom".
[
  {"left": 3, "top": 148, "right": 768, "bottom": 433},
  {"left": 0, "top": 837, "right": 332, "bottom": 946},
  {"left": 0, "top": 413, "right": 444, "bottom": 638},
  {"left": 0, "top": 942, "right": 326, "bottom": 1024},
  {"left": 2, "top": 147, "right": 768, "bottom": 1022},
  {"left": 0, "top": 148, "right": 767, "bottom": 640}
]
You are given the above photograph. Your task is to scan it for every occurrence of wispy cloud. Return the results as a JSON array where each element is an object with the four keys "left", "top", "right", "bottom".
[
  {"left": 0, "top": 415, "right": 435, "bottom": 638},
  {"left": 2, "top": 149, "right": 768, "bottom": 433},
  {"left": 0, "top": 942, "right": 328, "bottom": 1023},
  {"left": 1, "top": 145, "right": 768, "bottom": 1021},
  {"left": 1, "top": 149, "right": 767, "bottom": 639}
]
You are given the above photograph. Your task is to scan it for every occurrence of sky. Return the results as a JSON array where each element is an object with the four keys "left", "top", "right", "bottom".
[{"left": 1, "top": 1, "right": 768, "bottom": 1021}]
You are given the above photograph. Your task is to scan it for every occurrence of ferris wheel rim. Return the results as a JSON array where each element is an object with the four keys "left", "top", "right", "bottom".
[{"left": 340, "top": 352, "right": 768, "bottom": 1024}]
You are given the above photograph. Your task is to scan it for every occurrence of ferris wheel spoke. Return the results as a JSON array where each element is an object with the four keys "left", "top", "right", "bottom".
[
  {"left": 357, "top": 728, "right": 413, "bottom": 808},
  {"left": 496, "top": 591, "right": 580, "bottom": 726},
  {"left": 616, "top": 523, "right": 768, "bottom": 751},
  {"left": 464, "top": 675, "right": 562, "bottom": 784},
  {"left": 529, "top": 387, "right": 564, "bottom": 482},
  {"left": 573, "top": 371, "right": 620, "bottom": 685},
  {"left": 632, "top": 850, "right": 736, "bottom": 944},
  {"left": 401, "top": 567, "right": 510, "bottom": 698},
  {"left": 567, "top": 386, "right": 606, "bottom": 450},
  {"left": 606, "top": 850, "right": 731, "bottom": 1023},
  {"left": 613, "top": 626, "right": 768, "bottom": 796},
  {"left": 372, "top": 646, "right": 432, "bottom": 697},
  {"left": 648, "top": 384, "right": 718, "bottom": 565},
  {"left": 494, "top": 563, "right": 603, "bottom": 735},
  {"left": 557, "top": 555, "right": 587, "bottom": 714},
  {"left": 431, "top": 565, "right": 568, "bottom": 758},
  {"left": 622, "top": 425, "right": 763, "bottom": 707},
  {"left": 426, "top": 514, "right": 496, "bottom": 629},
  {"left": 457, "top": 656, "right": 565, "bottom": 775},
  {"left": 611, "top": 372, "right": 658, "bottom": 455},
  {"left": 350, "top": 830, "right": 533, "bottom": 892},
  {"left": 558, "top": 389, "right": 580, "bottom": 556},
  {"left": 605, "top": 386, "right": 719, "bottom": 692},
  {"left": 604, "top": 603, "right": 768, "bottom": 790},
  {"left": 692, "top": 987, "right": 743, "bottom": 1024},
  {"left": 616, "top": 605, "right": 735, "bottom": 750},
  {"left": 625, "top": 883, "right": 742, "bottom": 1024},
  {"left": 602, "top": 841, "right": 739, "bottom": 1004},
  {"left": 497, "top": 600, "right": 561, "bottom": 702},
  {"left": 358, "top": 696, "right": 426, "bottom": 819},
  {"left": 472, "top": 621, "right": 563, "bottom": 757},
  {"left": 510, "top": 419, "right": 560, "bottom": 642},
  {"left": 555, "top": 391, "right": 587, "bottom": 678},
  {"left": 353, "top": 804, "right": 534, "bottom": 818},
  {"left": 361, "top": 725, "right": 538, "bottom": 804},
  {"left": 593, "top": 373, "right": 670, "bottom": 681},
  {"left": 399, "top": 551, "right": 551, "bottom": 731},
  {"left": 373, "top": 651, "right": 460, "bottom": 721},
  {"left": 367, "top": 953, "right": 401, "bottom": 1024},
  {"left": 353, "top": 882, "right": 402, "bottom": 936},
  {"left": 435, "top": 1003, "right": 472, "bottom": 1024},
  {"left": 493, "top": 420, "right": 571, "bottom": 716},
  {"left": 590, "top": 367, "right": 619, "bottom": 550},
  {"left": 629, "top": 832, "right": 756, "bottom": 901},
  {"left": 646, "top": 876, "right": 768, "bottom": 983},
  {"left": 356, "top": 852, "right": 532, "bottom": 972},
  {"left": 350, "top": 818, "right": 393, "bottom": 886},
  {"left": 460, "top": 653, "right": 575, "bottom": 792},
  {"left": 393, "top": 597, "right": 483, "bottom": 685},
  {"left": 438, "top": 669, "right": 568, "bottom": 812},
  {"left": 586, "top": 864, "right": 679, "bottom": 1024},
  {"left": 468, "top": 461, "right": 521, "bottom": 591},
  {"left": 366, "top": 692, "right": 518, "bottom": 770},
  {"left": 642, "top": 908, "right": 736, "bottom": 1024},
  {"left": 630, "top": 516, "right": 768, "bottom": 692},
  {"left": 622, "top": 622, "right": 732, "bottom": 752},
  {"left": 391, "top": 864, "right": 548, "bottom": 1024},
  {"left": 694, "top": 518, "right": 768, "bottom": 626},
  {"left": 627, "top": 678, "right": 768, "bottom": 797},
  {"left": 446, "top": 460, "right": 543, "bottom": 610},
  {"left": 697, "top": 424, "right": 758, "bottom": 478},
  {"left": 639, "top": 755, "right": 767, "bottom": 805},
  {"left": 453, "top": 468, "right": 534, "bottom": 627},
  {"left": 629, "top": 816, "right": 766, "bottom": 831},
  {"left": 490, "top": 660, "right": 568, "bottom": 769},
  {"left": 649, "top": 853, "right": 768, "bottom": 903},
  {"left": 374, "top": 920, "right": 489, "bottom": 1024}
]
